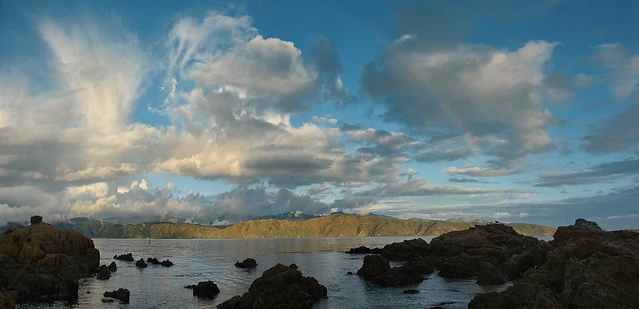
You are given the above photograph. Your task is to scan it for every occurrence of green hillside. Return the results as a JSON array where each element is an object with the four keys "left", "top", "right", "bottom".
[{"left": 51, "top": 214, "right": 555, "bottom": 238}]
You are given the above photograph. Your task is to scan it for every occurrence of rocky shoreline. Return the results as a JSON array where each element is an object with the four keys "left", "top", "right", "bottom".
[{"left": 347, "top": 218, "right": 639, "bottom": 308}]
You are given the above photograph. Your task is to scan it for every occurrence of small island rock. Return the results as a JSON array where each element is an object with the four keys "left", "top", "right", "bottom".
[
  {"left": 103, "top": 288, "right": 130, "bottom": 304},
  {"left": 234, "top": 258, "right": 257, "bottom": 269},
  {"left": 193, "top": 281, "right": 220, "bottom": 298}
]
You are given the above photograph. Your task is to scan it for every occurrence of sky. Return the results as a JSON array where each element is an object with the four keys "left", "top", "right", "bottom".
[{"left": 0, "top": 0, "right": 638, "bottom": 229}]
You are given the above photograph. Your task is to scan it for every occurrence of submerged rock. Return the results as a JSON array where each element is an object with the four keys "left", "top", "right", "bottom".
[
  {"left": 217, "top": 263, "right": 327, "bottom": 309},
  {"left": 469, "top": 218, "right": 639, "bottom": 309},
  {"left": 192, "top": 281, "right": 220, "bottom": 298},
  {"left": 114, "top": 253, "right": 134, "bottom": 262},
  {"left": 103, "top": 288, "right": 130, "bottom": 304},
  {"left": 0, "top": 219, "right": 100, "bottom": 303},
  {"left": 234, "top": 258, "right": 257, "bottom": 269}
]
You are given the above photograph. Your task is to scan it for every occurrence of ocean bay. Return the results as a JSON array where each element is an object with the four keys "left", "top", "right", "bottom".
[{"left": 22, "top": 237, "right": 509, "bottom": 308}]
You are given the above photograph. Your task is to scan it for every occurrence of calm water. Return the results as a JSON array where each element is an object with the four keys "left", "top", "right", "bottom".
[{"left": 22, "top": 237, "right": 512, "bottom": 308}]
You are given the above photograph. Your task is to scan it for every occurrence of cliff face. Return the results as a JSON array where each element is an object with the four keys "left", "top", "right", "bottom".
[{"left": 0, "top": 220, "right": 100, "bottom": 303}]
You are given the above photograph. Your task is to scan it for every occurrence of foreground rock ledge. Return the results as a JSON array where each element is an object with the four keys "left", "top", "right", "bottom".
[
  {"left": 0, "top": 217, "right": 100, "bottom": 303},
  {"left": 217, "top": 263, "right": 327, "bottom": 309},
  {"left": 469, "top": 219, "right": 639, "bottom": 309}
]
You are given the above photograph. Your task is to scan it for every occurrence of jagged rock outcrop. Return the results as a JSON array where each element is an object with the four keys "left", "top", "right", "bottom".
[
  {"left": 234, "top": 258, "right": 257, "bottom": 269},
  {"left": 192, "top": 281, "right": 220, "bottom": 298},
  {"left": 429, "top": 223, "right": 548, "bottom": 280},
  {"left": 469, "top": 219, "right": 639, "bottom": 308},
  {"left": 108, "top": 261, "right": 117, "bottom": 272},
  {"left": 217, "top": 264, "right": 327, "bottom": 309},
  {"left": 103, "top": 288, "right": 130, "bottom": 304},
  {"left": 147, "top": 257, "right": 174, "bottom": 267},
  {"left": 357, "top": 254, "right": 434, "bottom": 286},
  {"left": 114, "top": 253, "right": 134, "bottom": 261},
  {"left": 0, "top": 218, "right": 100, "bottom": 303},
  {"left": 345, "top": 246, "right": 382, "bottom": 254}
]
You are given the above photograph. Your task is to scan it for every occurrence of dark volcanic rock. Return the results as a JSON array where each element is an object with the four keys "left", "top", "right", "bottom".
[
  {"left": 96, "top": 265, "right": 111, "bottom": 280},
  {"left": 470, "top": 218, "right": 639, "bottom": 309},
  {"left": 345, "top": 246, "right": 383, "bottom": 254},
  {"left": 476, "top": 262, "right": 507, "bottom": 285},
  {"left": 381, "top": 238, "right": 430, "bottom": 260},
  {"left": 289, "top": 263, "right": 298, "bottom": 269},
  {"left": 403, "top": 289, "right": 419, "bottom": 294},
  {"left": 193, "top": 281, "right": 220, "bottom": 298},
  {"left": 103, "top": 288, "right": 130, "bottom": 304},
  {"left": 107, "top": 262, "right": 117, "bottom": 272},
  {"left": 160, "top": 259, "right": 174, "bottom": 267},
  {"left": 135, "top": 258, "right": 148, "bottom": 268},
  {"left": 147, "top": 257, "right": 160, "bottom": 264},
  {"left": 234, "top": 258, "right": 257, "bottom": 269},
  {"left": 357, "top": 254, "right": 433, "bottom": 287},
  {"left": 114, "top": 253, "right": 134, "bottom": 262},
  {"left": 0, "top": 291, "right": 17, "bottom": 308},
  {"left": 0, "top": 220, "right": 100, "bottom": 303},
  {"left": 217, "top": 263, "right": 327, "bottom": 309}
]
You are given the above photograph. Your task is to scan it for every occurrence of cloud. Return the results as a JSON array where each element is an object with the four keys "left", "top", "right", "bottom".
[
  {"left": 361, "top": 37, "right": 557, "bottom": 167},
  {"left": 594, "top": 44, "right": 639, "bottom": 100},
  {"left": 582, "top": 103, "right": 639, "bottom": 153},
  {"left": 535, "top": 158, "right": 639, "bottom": 187},
  {"left": 448, "top": 178, "right": 497, "bottom": 184},
  {"left": 357, "top": 178, "right": 526, "bottom": 198},
  {"left": 443, "top": 166, "right": 517, "bottom": 177},
  {"left": 414, "top": 148, "right": 474, "bottom": 162},
  {"left": 542, "top": 73, "right": 575, "bottom": 102}
]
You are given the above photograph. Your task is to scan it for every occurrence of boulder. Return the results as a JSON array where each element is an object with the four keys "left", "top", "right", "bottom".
[
  {"left": 147, "top": 257, "right": 160, "bottom": 265},
  {"left": 217, "top": 263, "right": 327, "bottom": 309},
  {"left": 114, "top": 253, "right": 134, "bottom": 262},
  {"left": 0, "top": 220, "right": 100, "bottom": 303},
  {"left": 107, "top": 262, "right": 117, "bottom": 272},
  {"left": 289, "top": 263, "right": 298, "bottom": 269},
  {"left": 381, "top": 238, "right": 430, "bottom": 260},
  {"left": 96, "top": 265, "right": 111, "bottom": 280},
  {"left": 345, "top": 246, "right": 383, "bottom": 254},
  {"left": 135, "top": 258, "right": 148, "bottom": 268},
  {"left": 103, "top": 288, "right": 130, "bottom": 304},
  {"left": 234, "top": 258, "right": 257, "bottom": 269},
  {"left": 193, "top": 281, "right": 220, "bottom": 298},
  {"left": 160, "top": 259, "right": 174, "bottom": 267}
]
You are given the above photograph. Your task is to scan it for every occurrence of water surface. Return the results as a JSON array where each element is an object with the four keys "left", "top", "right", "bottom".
[{"left": 22, "top": 237, "right": 511, "bottom": 308}]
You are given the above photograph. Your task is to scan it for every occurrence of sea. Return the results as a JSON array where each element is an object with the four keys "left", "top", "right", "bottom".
[{"left": 19, "top": 237, "right": 515, "bottom": 308}]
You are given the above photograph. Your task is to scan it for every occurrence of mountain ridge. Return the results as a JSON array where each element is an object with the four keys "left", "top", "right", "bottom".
[{"left": 35, "top": 214, "right": 555, "bottom": 238}]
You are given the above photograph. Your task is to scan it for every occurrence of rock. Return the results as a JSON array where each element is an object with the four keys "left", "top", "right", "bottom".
[
  {"left": 114, "top": 253, "right": 134, "bottom": 262},
  {"left": 234, "top": 258, "right": 257, "bottom": 269},
  {"left": 96, "top": 265, "right": 111, "bottom": 280},
  {"left": 0, "top": 220, "right": 100, "bottom": 303},
  {"left": 147, "top": 257, "right": 160, "bottom": 265},
  {"left": 357, "top": 255, "right": 432, "bottom": 287},
  {"left": 346, "top": 271, "right": 354, "bottom": 275},
  {"left": 217, "top": 263, "right": 327, "bottom": 309},
  {"left": 289, "top": 263, "right": 298, "bottom": 269},
  {"left": 430, "top": 223, "right": 543, "bottom": 278},
  {"left": 101, "top": 298, "right": 114, "bottom": 303},
  {"left": 193, "top": 281, "right": 220, "bottom": 298},
  {"left": 381, "top": 238, "right": 430, "bottom": 260},
  {"left": 0, "top": 291, "right": 17, "bottom": 309},
  {"left": 403, "top": 289, "right": 419, "bottom": 294},
  {"left": 345, "top": 246, "right": 383, "bottom": 254},
  {"left": 107, "top": 262, "right": 117, "bottom": 272},
  {"left": 470, "top": 219, "right": 639, "bottom": 309},
  {"left": 476, "top": 262, "right": 507, "bottom": 285},
  {"left": 160, "top": 259, "right": 174, "bottom": 267},
  {"left": 30, "top": 216, "right": 42, "bottom": 225},
  {"left": 135, "top": 258, "right": 148, "bottom": 268},
  {"left": 184, "top": 284, "right": 196, "bottom": 289},
  {"left": 103, "top": 288, "right": 130, "bottom": 304}
]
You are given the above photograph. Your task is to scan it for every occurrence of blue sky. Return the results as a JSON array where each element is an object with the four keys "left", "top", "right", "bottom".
[{"left": 1, "top": 0, "right": 638, "bottom": 229}]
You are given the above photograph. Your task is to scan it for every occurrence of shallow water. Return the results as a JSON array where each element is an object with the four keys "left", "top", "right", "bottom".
[{"left": 20, "top": 237, "right": 511, "bottom": 308}]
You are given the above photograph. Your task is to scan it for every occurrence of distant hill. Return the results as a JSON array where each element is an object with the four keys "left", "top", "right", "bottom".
[{"left": 45, "top": 214, "right": 555, "bottom": 238}]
